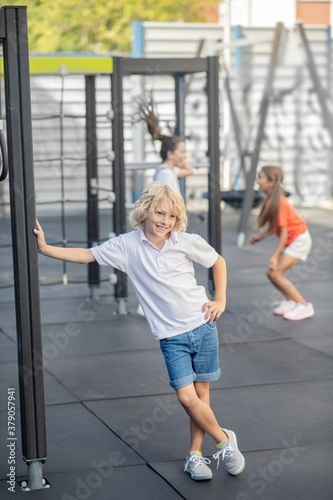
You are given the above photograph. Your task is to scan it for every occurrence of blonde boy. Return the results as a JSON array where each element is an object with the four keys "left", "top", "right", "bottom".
[{"left": 34, "top": 182, "right": 245, "bottom": 480}]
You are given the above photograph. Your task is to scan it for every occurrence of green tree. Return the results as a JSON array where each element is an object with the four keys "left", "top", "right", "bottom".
[{"left": 2, "top": 0, "right": 217, "bottom": 53}]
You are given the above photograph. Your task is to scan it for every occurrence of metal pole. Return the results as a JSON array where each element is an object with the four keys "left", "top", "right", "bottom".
[
  {"left": 175, "top": 73, "right": 186, "bottom": 199},
  {"left": 1, "top": 5, "right": 47, "bottom": 488},
  {"left": 222, "top": 0, "right": 232, "bottom": 191},
  {"left": 207, "top": 56, "right": 221, "bottom": 295},
  {"left": 85, "top": 75, "right": 100, "bottom": 298},
  {"left": 223, "top": 65, "right": 244, "bottom": 166},
  {"left": 111, "top": 57, "right": 127, "bottom": 313},
  {"left": 237, "top": 22, "right": 284, "bottom": 247},
  {"left": 59, "top": 68, "right": 68, "bottom": 284},
  {"left": 297, "top": 22, "right": 333, "bottom": 146},
  {"left": 27, "top": 461, "right": 43, "bottom": 490}
]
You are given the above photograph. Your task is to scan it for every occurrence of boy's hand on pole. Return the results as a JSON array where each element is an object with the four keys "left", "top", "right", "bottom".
[
  {"left": 202, "top": 299, "right": 226, "bottom": 324},
  {"left": 33, "top": 219, "right": 94, "bottom": 263},
  {"left": 34, "top": 219, "right": 47, "bottom": 254}
]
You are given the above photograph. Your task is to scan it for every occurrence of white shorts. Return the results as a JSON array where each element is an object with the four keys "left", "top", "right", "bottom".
[{"left": 283, "top": 230, "right": 312, "bottom": 261}]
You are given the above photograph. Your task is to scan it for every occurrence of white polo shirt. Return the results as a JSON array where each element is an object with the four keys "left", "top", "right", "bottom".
[
  {"left": 90, "top": 229, "right": 218, "bottom": 340},
  {"left": 154, "top": 164, "right": 180, "bottom": 191}
]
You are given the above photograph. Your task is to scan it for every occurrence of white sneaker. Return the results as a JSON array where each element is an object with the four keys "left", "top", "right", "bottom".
[
  {"left": 213, "top": 429, "right": 245, "bottom": 476},
  {"left": 273, "top": 300, "right": 296, "bottom": 316},
  {"left": 184, "top": 451, "right": 212, "bottom": 480},
  {"left": 283, "top": 302, "right": 314, "bottom": 321}
]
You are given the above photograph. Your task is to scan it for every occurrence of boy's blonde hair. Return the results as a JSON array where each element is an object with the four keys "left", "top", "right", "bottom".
[{"left": 129, "top": 182, "right": 187, "bottom": 232}]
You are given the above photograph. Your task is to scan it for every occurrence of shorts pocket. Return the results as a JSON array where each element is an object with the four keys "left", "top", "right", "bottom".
[{"left": 204, "top": 321, "right": 217, "bottom": 331}]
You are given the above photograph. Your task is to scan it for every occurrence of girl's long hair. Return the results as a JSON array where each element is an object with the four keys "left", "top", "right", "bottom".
[
  {"left": 129, "top": 181, "right": 187, "bottom": 233},
  {"left": 257, "top": 166, "right": 284, "bottom": 230},
  {"left": 137, "top": 97, "right": 182, "bottom": 162}
]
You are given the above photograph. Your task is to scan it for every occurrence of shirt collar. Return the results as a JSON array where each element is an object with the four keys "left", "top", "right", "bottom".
[
  {"left": 139, "top": 228, "right": 147, "bottom": 242},
  {"left": 139, "top": 228, "right": 178, "bottom": 246}
]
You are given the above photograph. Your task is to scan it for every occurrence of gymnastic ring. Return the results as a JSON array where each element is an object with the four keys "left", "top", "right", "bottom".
[{"left": 0, "top": 131, "right": 8, "bottom": 182}]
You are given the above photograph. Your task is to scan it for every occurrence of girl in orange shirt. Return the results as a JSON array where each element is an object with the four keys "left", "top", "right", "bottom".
[{"left": 249, "top": 166, "right": 314, "bottom": 320}]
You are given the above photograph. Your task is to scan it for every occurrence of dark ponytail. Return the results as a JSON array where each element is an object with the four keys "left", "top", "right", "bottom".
[{"left": 137, "top": 97, "right": 182, "bottom": 161}]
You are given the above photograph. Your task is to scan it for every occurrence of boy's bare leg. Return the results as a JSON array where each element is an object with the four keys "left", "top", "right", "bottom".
[
  {"left": 267, "top": 254, "right": 308, "bottom": 305},
  {"left": 188, "top": 381, "right": 210, "bottom": 453},
  {"left": 177, "top": 383, "right": 228, "bottom": 445}
]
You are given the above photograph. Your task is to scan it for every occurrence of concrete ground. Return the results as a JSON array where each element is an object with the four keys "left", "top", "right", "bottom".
[{"left": 0, "top": 205, "right": 332, "bottom": 500}]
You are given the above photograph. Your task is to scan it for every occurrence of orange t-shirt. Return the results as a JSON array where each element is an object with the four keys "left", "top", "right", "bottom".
[{"left": 275, "top": 195, "right": 307, "bottom": 247}]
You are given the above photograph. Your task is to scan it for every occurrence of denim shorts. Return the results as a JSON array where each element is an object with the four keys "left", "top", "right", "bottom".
[{"left": 159, "top": 322, "right": 221, "bottom": 390}]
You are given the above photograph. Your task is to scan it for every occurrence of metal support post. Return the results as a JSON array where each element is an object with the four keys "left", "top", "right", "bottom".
[
  {"left": 297, "top": 22, "right": 333, "bottom": 146},
  {"left": 111, "top": 58, "right": 127, "bottom": 312},
  {"left": 237, "top": 22, "right": 284, "bottom": 247},
  {"left": 175, "top": 73, "right": 186, "bottom": 199},
  {"left": 27, "top": 461, "right": 43, "bottom": 490},
  {"left": 223, "top": 65, "right": 245, "bottom": 182},
  {"left": 85, "top": 75, "right": 100, "bottom": 297},
  {"left": 1, "top": 5, "right": 47, "bottom": 489},
  {"left": 207, "top": 56, "right": 221, "bottom": 295}
]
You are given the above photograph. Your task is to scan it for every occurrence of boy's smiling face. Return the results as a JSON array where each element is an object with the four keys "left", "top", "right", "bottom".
[{"left": 144, "top": 198, "right": 176, "bottom": 248}]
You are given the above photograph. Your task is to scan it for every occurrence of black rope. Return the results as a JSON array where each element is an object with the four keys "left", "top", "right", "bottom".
[
  {"left": 36, "top": 196, "right": 110, "bottom": 204},
  {"left": 0, "top": 197, "right": 110, "bottom": 207},
  {"left": 0, "top": 235, "right": 111, "bottom": 250},
  {"left": 0, "top": 70, "right": 115, "bottom": 291},
  {"left": 33, "top": 154, "right": 110, "bottom": 162},
  {"left": 32, "top": 113, "right": 110, "bottom": 121},
  {"left": 0, "top": 277, "right": 110, "bottom": 289}
]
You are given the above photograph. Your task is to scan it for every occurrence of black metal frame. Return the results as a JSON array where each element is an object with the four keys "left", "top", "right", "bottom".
[
  {"left": 0, "top": 4, "right": 47, "bottom": 484},
  {"left": 175, "top": 73, "right": 186, "bottom": 199},
  {"left": 207, "top": 57, "right": 221, "bottom": 293},
  {"left": 85, "top": 75, "right": 100, "bottom": 288},
  {"left": 111, "top": 58, "right": 128, "bottom": 304},
  {"left": 111, "top": 56, "right": 221, "bottom": 297}
]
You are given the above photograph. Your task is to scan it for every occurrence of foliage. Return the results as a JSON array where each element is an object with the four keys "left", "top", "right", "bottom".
[{"left": 2, "top": 0, "right": 217, "bottom": 53}]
